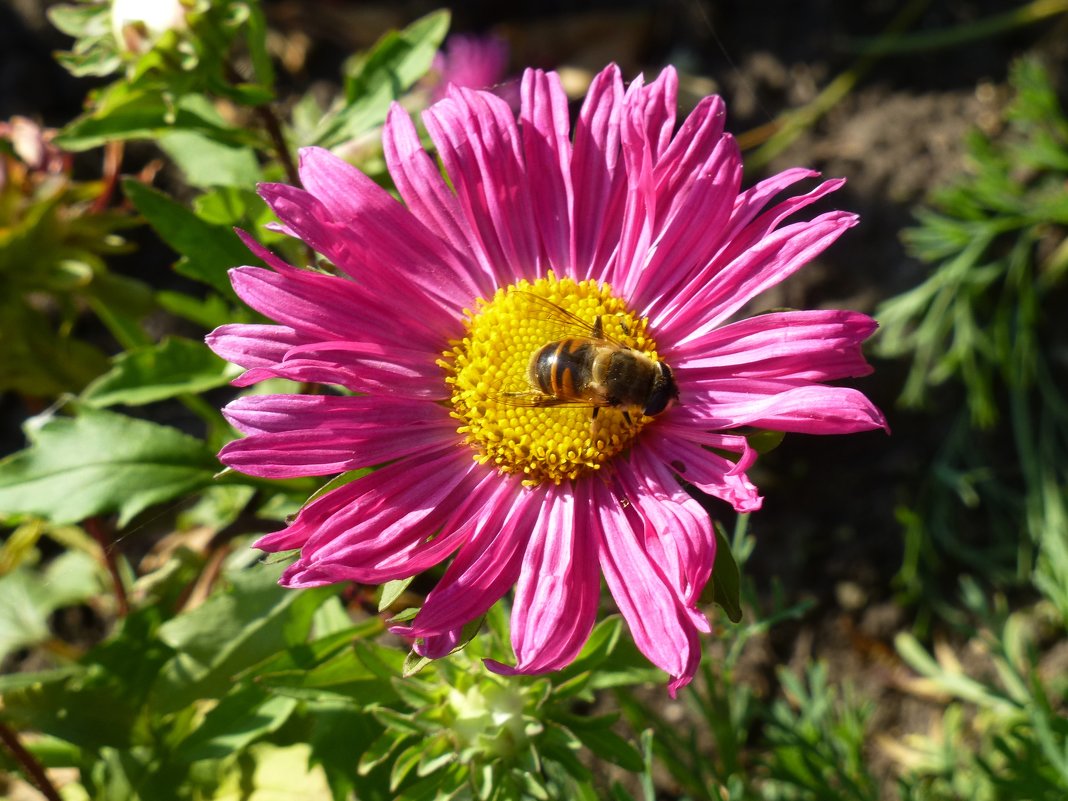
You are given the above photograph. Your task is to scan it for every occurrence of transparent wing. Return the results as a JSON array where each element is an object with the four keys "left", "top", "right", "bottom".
[{"left": 509, "top": 290, "right": 629, "bottom": 348}]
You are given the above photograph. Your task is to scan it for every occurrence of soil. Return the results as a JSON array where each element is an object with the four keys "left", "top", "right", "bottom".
[{"left": 4, "top": 1, "right": 1067, "bottom": 798}]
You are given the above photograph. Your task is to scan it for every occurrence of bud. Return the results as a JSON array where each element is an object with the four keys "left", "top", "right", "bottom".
[{"left": 111, "top": 0, "right": 188, "bottom": 54}]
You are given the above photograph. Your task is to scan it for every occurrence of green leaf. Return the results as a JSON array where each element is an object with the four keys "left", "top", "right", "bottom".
[
  {"left": 156, "top": 290, "right": 237, "bottom": 329},
  {"left": 312, "top": 10, "right": 450, "bottom": 148},
  {"left": 0, "top": 666, "right": 82, "bottom": 694},
  {"left": 123, "top": 177, "right": 254, "bottom": 296},
  {"left": 81, "top": 336, "right": 242, "bottom": 407},
  {"left": 173, "top": 689, "right": 298, "bottom": 762},
  {"left": 159, "top": 130, "right": 263, "bottom": 188},
  {"left": 149, "top": 562, "right": 335, "bottom": 713},
  {"left": 557, "top": 714, "right": 644, "bottom": 772},
  {"left": 702, "top": 523, "right": 743, "bottom": 623},
  {"left": 379, "top": 576, "right": 414, "bottom": 611},
  {"left": 0, "top": 552, "right": 104, "bottom": 660},
  {"left": 212, "top": 743, "right": 332, "bottom": 801},
  {"left": 0, "top": 406, "right": 218, "bottom": 526},
  {"left": 57, "top": 87, "right": 247, "bottom": 151}
]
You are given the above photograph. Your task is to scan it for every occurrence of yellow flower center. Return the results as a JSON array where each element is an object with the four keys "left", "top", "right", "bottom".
[{"left": 441, "top": 274, "right": 663, "bottom": 485}]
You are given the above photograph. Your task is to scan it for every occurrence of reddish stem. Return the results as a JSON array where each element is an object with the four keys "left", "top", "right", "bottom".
[
  {"left": 0, "top": 722, "right": 63, "bottom": 801},
  {"left": 84, "top": 517, "right": 129, "bottom": 617}
]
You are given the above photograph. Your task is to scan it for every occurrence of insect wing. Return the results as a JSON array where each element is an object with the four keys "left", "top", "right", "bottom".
[{"left": 509, "top": 290, "right": 629, "bottom": 347}]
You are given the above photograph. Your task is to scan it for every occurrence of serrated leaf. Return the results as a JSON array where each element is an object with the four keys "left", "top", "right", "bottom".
[
  {"left": 81, "top": 336, "right": 242, "bottom": 407},
  {"left": 122, "top": 177, "right": 254, "bottom": 296},
  {"left": 0, "top": 406, "right": 218, "bottom": 527},
  {"left": 312, "top": 10, "right": 450, "bottom": 148}
]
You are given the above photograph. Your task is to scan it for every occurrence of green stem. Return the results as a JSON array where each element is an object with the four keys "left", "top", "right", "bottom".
[
  {"left": 849, "top": 0, "right": 1068, "bottom": 55},
  {"left": 743, "top": 0, "right": 931, "bottom": 169}
]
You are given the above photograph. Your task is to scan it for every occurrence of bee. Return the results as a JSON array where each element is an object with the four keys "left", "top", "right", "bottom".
[{"left": 503, "top": 292, "right": 679, "bottom": 422}]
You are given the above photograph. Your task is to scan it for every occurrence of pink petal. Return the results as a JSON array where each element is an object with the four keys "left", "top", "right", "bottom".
[
  {"left": 485, "top": 482, "right": 599, "bottom": 675},
  {"left": 617, "top": 450, "right": 716, "bottom": 614},
  {"left": 382, "top": 103, "right": 497, "bottom": 294},
  {"left": 628, "top": 133, "right": 743, "bottom": 312},
  {"left": 424, "top": 87, "right": 542, "bottom": 284},
  {"left": 206, "top": 323, "right": 312, "bottom": 369},
  {"left": 219, "top": 394, "right": 456, "bottom": 478},
  {"left": 297, "top": 147, "right": 482, "bottom": 311},
  {"left": 276, "top": 340, "right": 447, "bottom": 400},
  {"left": 571, "top": 64, "right": 625, "bottom": 281},
  {"left": 398, "top": 481, "right": 541, "bottom": 637},
  {"left": 593, "top": 479, "right": 700, "bottom": 695},
  {"left": 686, "top": 382, "right": 890, "bottom": 435},
  {"left": 666, "top": 211, "right": 860, "bottom": 343},
  {"left": 273, "top": 448, "right": 486, "bottom": 586},
  {"left": 644, "top": 432, "right": 763, "bottom": 513},
  {"left": 673, "top": 309, "right": 878, "bottom": 382},
  {"left": 520, "top": 69, "right": 574, "bottom": 276}
]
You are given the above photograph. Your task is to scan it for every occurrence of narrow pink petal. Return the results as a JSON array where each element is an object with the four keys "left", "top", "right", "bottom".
[
  {"left": 227, "top": 266, "right": 437, "bottom": 348},
  {"left": 399, "top": 482, "right": 542, "bottom": 637},
  {"left": 626, "top": 67, "right": 678, "bottom": 163},
  {"left": 631, "top": 134, "right": 743, "bottom": 315},
  {"left": 275, "top": 449, "right": 486, "bottom": 586},
  {"left": 673, "top": 309, "right": 877, "bottom": 383},
  {"left": 571, "top": 64, "right": 625, "bottom": 281},
  {"left": 205, "top": 323, "right": 312, "bottom": 369},
  {"left": 668, "top": 211, "right": 860, "bottom": 344},
  {"left": 370, "top": 471, "right": 517, "bottom": 580},
  {"left": 219, "top": 395, "right": 456, "bottom": 478},
  {"left": 608, "top": 102, "right": 657, "bottom": 294},
  {"left": 278, "top": 340, "right": 447, "bottom": 400},
  {"left": 424, "top": 87, "right": 542, "bottom": 284},
  {"left": 382, "top": 103, "right": 497, "bottom": 294},
  {"left": 593, "top": 479, "right": 700, "bottom": 695},
  {"left": 653, "top": 95, "right": 727, "bottom": 200},
  {"left": 486, "top": 482, "right": 599, "bottom": 675},
  {"left": 297, "top": 147, "right": 482, "bottom": 311},
  {"left": 258, "top": 183, "right": 460, "bottom": 335},
  {"left": 643, "top": 432, "right": 763, "bottom": 513},
  {"left": 654, "top": 178, "right": 848, "bottom": 333},
  {"left": 616, "top": 451, "right": 716, "bottom": 613},
  {"left": 654, "top": 424, "right": 757, "bottom": 474},
  {"left": 221, "top": 393, "right": 446, "bottom": 434},
  {"left": 520, "top": 69, "right": 574, "bottom": 275},
  {"left": 686, "top": 382, "right": 890, "bottom": 434}
]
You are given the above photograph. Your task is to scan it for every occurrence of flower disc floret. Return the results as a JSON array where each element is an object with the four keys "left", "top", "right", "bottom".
[{"left": 443, "top": 275, "right": 660, "bottom": 484}]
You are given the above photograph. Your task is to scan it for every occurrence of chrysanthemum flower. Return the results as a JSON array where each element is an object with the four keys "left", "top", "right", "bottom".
[
  {"left": 207, "top": 64, "right": 886, "bottom": 693},
  {"left": 428, "top": 33, "right": 516, "bottom": 105}
]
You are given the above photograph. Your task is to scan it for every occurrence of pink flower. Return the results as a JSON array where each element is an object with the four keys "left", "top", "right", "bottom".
[
  {"left": 427, "top": 33, "right": 518, "bottom": 107},
  {"left": 207, "top": 64, "right": 886, "bottom": 694}
]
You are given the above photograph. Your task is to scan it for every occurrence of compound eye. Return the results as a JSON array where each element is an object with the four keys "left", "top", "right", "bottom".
[{"left": 643, "top": 387, "right": 674, "bottom": 417}]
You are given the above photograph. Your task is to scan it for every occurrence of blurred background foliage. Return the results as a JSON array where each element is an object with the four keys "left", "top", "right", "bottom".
[{"left": 0, "top": 1, "right": 1066, "bottom": 799}]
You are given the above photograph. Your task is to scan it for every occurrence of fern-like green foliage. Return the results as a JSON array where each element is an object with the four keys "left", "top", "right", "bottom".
[{"left": 877, "top": 57, "right": 1068, "bottom": 619}]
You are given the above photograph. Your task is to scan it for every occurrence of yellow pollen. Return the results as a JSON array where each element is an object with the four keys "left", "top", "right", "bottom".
[{"left": 441, "top": 274, "right": 662, "bottom": 485}]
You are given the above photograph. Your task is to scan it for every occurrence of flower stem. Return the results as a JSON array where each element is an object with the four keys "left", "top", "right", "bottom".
[
  {"left": 0, "top": 722, "right": 63, "bottom": 801},
  {"left": 84, "top": 517, "right": 129, "bottom": 617}
]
